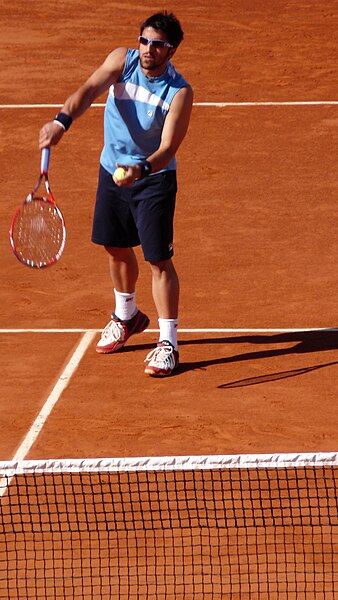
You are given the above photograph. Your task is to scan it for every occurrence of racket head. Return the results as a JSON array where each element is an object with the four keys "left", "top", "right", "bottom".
[{"left": 9, "top": 194, "right": 66, "bottom": 269}]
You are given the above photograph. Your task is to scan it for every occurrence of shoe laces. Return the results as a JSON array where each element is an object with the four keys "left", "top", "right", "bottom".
[
  {"left": 101, "top": 319, "right": 125, "bottom": 342},
  {"left": 144, "top": 344, "right": 174, "bottom": 365}
]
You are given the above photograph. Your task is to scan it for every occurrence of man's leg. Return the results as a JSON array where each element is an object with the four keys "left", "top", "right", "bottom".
[
  {"left": 96, "top": 246, "right": 149, "bottom": 353},
  {"left": 150, "top": 258, "right": 179, "bottom": 319},
  {"left": 106, "top": 246, "right": 139, "bottom": 294},
  {"left": 144, "top": 258, "right": 179, "bottom": 376}
]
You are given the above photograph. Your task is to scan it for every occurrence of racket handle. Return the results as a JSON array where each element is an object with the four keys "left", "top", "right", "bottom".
[{"left": 40, "top": 147, "right": 50, "bottom": 175}]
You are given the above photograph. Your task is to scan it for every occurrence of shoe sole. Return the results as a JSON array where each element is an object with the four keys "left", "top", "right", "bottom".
[
  {"left": 96, "top": 340, "right": 126, "bottom": 354},
  {"left": 144, "top": 360, "right": 179, "bottom": 377},
  {"left": 144, "top": 368, "right": 174, "bottom": 377},
  {"left": 96, "top": 315, "right": 150, "bottom": 354}
]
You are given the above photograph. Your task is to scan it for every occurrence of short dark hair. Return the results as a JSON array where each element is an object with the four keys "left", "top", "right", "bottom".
[{"left": 140, "top": 12, "right": 184, "bottom": 48}]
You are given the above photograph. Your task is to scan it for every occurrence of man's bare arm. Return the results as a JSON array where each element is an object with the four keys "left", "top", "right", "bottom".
[
  {"left": 148, "top": 84, "right": 194, "bottom": 173},
  {"left": 115, "top": 84, "right": 193, "bottom": 185},
  {"left": 39, "top": 47, "right": 127, "bottom": 148}
]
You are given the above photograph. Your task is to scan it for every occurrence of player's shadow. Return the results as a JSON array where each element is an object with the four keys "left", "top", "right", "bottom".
[
  {"left": 124, "top": 328, "right": 337, "bottom": 384},
  {"left": 179, "top": 328, "right": 337, "bottom": 383},
  {"left": 179, "top": 328, "right": 338, "bottom": 385}
]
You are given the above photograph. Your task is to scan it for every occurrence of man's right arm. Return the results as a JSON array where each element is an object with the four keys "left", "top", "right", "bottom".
[{"left": 39, "top": 47, "right": 127, "bottom": 148}]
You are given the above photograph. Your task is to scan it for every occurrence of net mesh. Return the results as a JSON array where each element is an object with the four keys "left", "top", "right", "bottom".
[{"left": 0, "top": 453, "right": 337, "bottom": 599}]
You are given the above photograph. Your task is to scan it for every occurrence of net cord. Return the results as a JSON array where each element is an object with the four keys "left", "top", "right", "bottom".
[{"left": 0, "top": 451, "right": 337, "bottom": 477}]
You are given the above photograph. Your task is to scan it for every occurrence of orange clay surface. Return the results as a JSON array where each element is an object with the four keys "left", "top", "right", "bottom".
[{"left": 0, "top": 0, "right": 337, "bottom": 461}]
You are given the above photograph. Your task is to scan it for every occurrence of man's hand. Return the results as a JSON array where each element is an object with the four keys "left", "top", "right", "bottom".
[
  {"left": 39, "top": 121, "right": 65, "bottom": 149},
  {"left": 113, "top": 164, "right": 142, "bottom": 186}
]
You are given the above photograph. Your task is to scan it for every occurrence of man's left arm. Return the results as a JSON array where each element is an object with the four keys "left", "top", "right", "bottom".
[
  {"left": 147, "top": 84, "right": 194, "bottom": 173},
  {"left": 115, "top": 85, "right": 193, "bottom": 185}
]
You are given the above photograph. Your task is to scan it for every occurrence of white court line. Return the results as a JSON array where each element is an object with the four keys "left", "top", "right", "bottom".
[
  {"left": 11, "top": 331, "right": 96, "bottom": 462},
  {"left": 0, "top": 327, "right": 337, "bottom": 334},
  {"left": 0, "top": 101, "right": 337, "bottom": 109},
  {"left": 0, "top": 331, "right": 95, "bottom": 496},
  {"left": 194, "top": 101, "right": 338, "bottom": 106}
]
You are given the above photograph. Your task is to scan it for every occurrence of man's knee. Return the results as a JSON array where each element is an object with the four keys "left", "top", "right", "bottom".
[{"left": 104, "top": 246, "right": 132, "bottom": 258}]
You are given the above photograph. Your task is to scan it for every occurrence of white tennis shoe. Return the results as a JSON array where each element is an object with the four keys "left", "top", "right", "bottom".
[
  {"left": 144, "top": 341, "right": 179, "bottom": 377},
  {"left": 96, "top": 310, "right": 149, "bottom": 353}
]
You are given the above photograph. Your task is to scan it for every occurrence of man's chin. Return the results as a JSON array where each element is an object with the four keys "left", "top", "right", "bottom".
[{"left": 141, "top": 60, "right": 156, "bottom": 70}]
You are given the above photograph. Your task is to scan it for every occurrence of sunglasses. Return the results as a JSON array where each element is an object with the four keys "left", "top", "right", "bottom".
[{"left": 138, "top": 35, "right": 173, "bottom": 49}]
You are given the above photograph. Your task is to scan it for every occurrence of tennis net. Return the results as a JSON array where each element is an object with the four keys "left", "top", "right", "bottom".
[{"left": 0, "top": 452, "right": 337, "bottom": 599}]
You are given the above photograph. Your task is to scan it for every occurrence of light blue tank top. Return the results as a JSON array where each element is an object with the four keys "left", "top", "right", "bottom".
[{"left": 100, "top": 49, "right": 189, "bottom": 175}]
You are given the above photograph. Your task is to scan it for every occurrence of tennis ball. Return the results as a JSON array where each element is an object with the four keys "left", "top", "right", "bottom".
[{"left": 114, "top": 167, "right": 127, "bottom": 181}]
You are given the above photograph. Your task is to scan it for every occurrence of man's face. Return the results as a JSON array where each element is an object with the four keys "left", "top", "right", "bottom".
[{"left": 139, "top": 26, "right": 175, "bottom": 74}]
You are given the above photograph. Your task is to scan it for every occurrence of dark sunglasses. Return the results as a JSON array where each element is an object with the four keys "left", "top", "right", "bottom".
[{"left": 138, "top": 35, "right": 173, "bottom": 49}]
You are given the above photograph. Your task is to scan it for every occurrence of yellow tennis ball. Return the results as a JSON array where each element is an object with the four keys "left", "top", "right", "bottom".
[{"left": 114, "top": 167, "right": 127, "bottom": 181}]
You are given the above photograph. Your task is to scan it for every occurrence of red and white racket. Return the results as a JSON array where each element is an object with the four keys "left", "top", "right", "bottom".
[{"left": 9, "top": 148, "right": 66, "bottom": 268}]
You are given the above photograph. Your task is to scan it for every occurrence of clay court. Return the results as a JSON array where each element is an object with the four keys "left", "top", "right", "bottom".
[
  {"left": 1, "top": 0, "right": 337, "bottom": 460},
  {"left": 0, "top": 2, "right": 337, "bottom": 597}
]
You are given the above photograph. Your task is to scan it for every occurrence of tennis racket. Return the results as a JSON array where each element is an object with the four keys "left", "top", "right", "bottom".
[{"left": 9, "top": 147, "right": 66, "bottom": 268}]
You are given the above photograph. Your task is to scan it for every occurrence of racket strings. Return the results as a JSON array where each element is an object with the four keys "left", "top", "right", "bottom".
[{"left": 12, "top": 198, "right": 65, "bottom": 267}]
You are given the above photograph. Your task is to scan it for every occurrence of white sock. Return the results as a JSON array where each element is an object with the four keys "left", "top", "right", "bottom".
[
  {"left": 158, "top": 318, "right": 178, "bottom": 350},
  {"left": 114, "top": 289, "right": 137, "bottom": 321}
]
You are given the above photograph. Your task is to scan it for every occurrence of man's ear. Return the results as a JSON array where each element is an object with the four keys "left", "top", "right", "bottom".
[{"left": 168, "top": 47, "right": 176, "bottom": 58}]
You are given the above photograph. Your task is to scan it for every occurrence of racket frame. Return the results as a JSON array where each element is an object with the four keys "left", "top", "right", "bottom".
[{"left": 9, "top": 148, "right": 66, "bottom": 269}]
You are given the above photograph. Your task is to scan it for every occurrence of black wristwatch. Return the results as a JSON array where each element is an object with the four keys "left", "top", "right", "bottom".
[{"left": 140, "top": 161, "right": 152, "bottom": 178}]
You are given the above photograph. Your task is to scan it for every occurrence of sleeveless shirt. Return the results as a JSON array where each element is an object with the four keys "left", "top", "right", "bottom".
[{"left": 100, "top": 48, "right": 189, "bottom": 175}]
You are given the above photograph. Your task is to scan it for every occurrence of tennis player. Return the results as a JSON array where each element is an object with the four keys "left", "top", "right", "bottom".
[{"left": 39, "top": 12, "right": 193, "bottom": 377}]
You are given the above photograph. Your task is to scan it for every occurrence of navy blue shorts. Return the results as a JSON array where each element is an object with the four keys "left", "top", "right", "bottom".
[{"left": 92, "top": 165, "right": 177, "bottom": 262}]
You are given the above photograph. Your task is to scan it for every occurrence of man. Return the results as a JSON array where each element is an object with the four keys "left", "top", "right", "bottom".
[{"left": 39, "top": 12, "right": 193, "bottom": 377}]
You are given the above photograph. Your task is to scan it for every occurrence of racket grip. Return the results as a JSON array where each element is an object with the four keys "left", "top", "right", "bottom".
[{"left": 40, "top": 147, "right": 50, "bottom": 174}]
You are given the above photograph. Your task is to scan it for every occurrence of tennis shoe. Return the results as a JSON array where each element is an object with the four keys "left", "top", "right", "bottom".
[
  {"left": 144, "top": 340, "right": 179, "bottom": 377},
  {"left": 96, "top": 310, "right": 149, "bottom": 354}
]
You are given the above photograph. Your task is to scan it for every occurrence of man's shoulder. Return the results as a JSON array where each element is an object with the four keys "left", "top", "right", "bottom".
[{"left": 102, "top": 46, "right": 129, "bottom": 77}]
